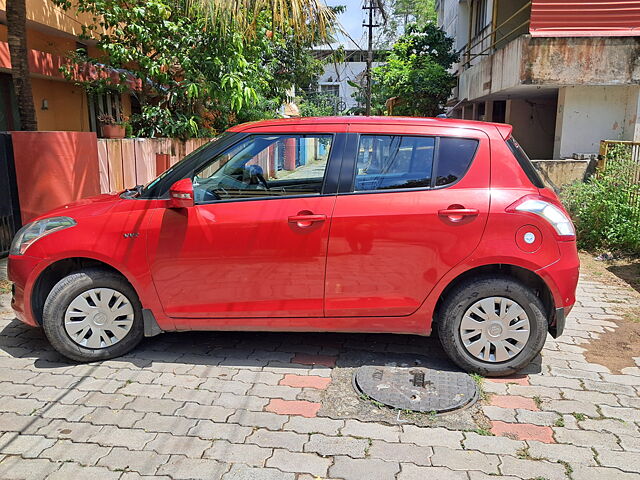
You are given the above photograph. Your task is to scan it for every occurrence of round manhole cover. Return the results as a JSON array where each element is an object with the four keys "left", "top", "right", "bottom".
[{"left": 354, "top": 365, "right": 478, "bottom": 413}]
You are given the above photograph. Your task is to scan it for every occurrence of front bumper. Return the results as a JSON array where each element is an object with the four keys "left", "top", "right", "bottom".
[{"left": 7, "top": 254, "right": 42, "bottom": 327}]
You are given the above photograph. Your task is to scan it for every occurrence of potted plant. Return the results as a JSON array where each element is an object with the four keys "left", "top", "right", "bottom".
[{"left": 98, "top": 113, "right": 126, "bottom": 139}]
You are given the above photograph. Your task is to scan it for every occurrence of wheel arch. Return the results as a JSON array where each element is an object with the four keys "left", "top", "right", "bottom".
[
  {"left": 30, "top": 257, "right": 134, "bottom": 326},
  {"left": 433, "top": 263, "right": 556, "bottom": 327}
]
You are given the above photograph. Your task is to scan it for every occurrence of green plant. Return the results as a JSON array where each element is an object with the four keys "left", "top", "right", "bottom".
[
  {"left": 562, "top": 155, "right": 640, "bottom": 254},
  {"left": 571, "top": 412, "right": 586, "bottom": 421},
  {"left": 356, "top": 23, "right": 458, "bottom": 116},
  {"left": 554, "top": 417, "right": 565, "bottom": 428}
]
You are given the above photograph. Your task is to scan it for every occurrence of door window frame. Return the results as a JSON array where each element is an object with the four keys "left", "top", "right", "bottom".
[{"left": 337, "top": 133, "right": 480, "bottom": 195}]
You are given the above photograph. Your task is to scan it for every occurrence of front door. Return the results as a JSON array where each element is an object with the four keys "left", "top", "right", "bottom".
[
  {"left": 147, "top": 133, "right": 338, "bottom": 319},
  {"left": 325, "top": 128, "right": 491, "bottom": 321}
]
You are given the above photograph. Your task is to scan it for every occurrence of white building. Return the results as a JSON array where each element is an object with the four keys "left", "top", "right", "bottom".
[
  {"left": 436, "top": 0, "right": 640, "bottom": 159},
  {"left": 313, "top": 50, "right": 383, "bottom": 113}
]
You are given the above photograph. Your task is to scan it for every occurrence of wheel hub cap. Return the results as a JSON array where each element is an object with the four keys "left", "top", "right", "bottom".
[
  {"left": 64, "top": 287, "right": 134, "bottom": 349},
  {"left": 459, "top": 296, "right": 531, "bottom": 363}
]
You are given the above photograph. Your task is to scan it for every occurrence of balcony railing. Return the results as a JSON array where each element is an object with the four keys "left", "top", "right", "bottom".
[{"left": 460, "top": 1, "right": 532, "bottom": 70}]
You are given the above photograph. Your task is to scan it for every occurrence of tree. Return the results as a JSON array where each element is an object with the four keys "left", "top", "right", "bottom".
[
  {"left": 378, "top": 0, "right": 437, "bottom": 48},
  {"left": 6, "top": 0, "right": 37, "bottom": 130},
  {"left": 368, "top": 23, "right": 458, "bottom": 117},
  {"left": 55, "top": 0, "right": 334, "bottom": 137}
]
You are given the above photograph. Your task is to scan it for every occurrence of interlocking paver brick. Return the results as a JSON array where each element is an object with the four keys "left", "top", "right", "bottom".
[
  {"left": 527, "top": 440, "right": 597, "bottom": 465},
  {"left": 97, "top": 447, "right": 169, "bottom": 475},
  {"left": 553, "top": 427, "right": 621, "bottom": 450},
  {"left": 0, "top": 397, "right": 45, "bottom": 415},
  {"left": 368, "top": 440, "right": 432, "bottom": 465},
  {"left": 0, "top": 455, "right": 59, "bottom": 480},
  {"left": 463, "top": 432, "right": 525, "bottom": 456},
  {"left": 174, "top": 402, "right": 233, "bottom": 421},
  {"left": 541, "top": 399, "right": 600, "bottom": 417},
  {"left": 87, "top": 425, "right": 157, "bottom": 449},
  {"left": 203, "top": 440, "right": 272, "bottom": 466},
  {"left": 572, "top": 465, "right": 640, "bottom": 480},
  {"left": 156, "top": 455, "right": 229, "bottom": 480},
  {"left": 119, "top": 382, "right": 172, "bottom": 399},
  {"left": 132, "top": 412, "right": 198, "bottom": 435},
  {"left": 246, "top": 428, "right": 307, "bottom": 451},
  {"left": 222, "top": 464, "right": 296, "bottom": 480},
  {"left": 39, "top": 438, "right": 111, "bottom": 464},
  {"left": 265, "top": 449, "right": 331, "bottom": 476},
  {"left": 618, "top": 433, "right": 640, "bottom": 452},
  {"left": 583, "top": 379, "right": 637, "bottom": 396},
  {"left": 146, "top": 432, "right": 210, "bottom": 457},
  {"left": 0, "top": 433, "right": 56, "bottom": 457},
  {"left": 228, "top": 409, "right": 287, "bottom": 430},
  {"left": 291, "top": 353, "right": 337, "bottom": 367},
  {"left": 77, "top": 391, "right": 135, "bottom": 410},
  {"left": 248, "top": 383, "right": 301, "bottom": 400},
  {"left": 399, "top": 425, "right": 464, "bottom": 448},
  {"left": 329, "top": 456, "right": 400, "bottom": 480},
  {"left": 82, "top": 407, "right": 145, "bottom": 428},
  {"left": 187, "top": 420, "right": 253, "bottom": 442},
  {"left": 125, "top": 396, "right": 182, "bottom": 415},
  {"left": 283, "top": 415, "right": 343, "bottom": 435},
  {"left": 46, "top": 462, "right": 121, "bottom": 480},
  {"left": 0, "top": 412, "right": 39, "bottom": 432},
  {"left": 498, "top": 455, "right": 567, "bottom": 480},
  {"left": 199, "top": 378, "right": 251, "bottom": 395},
  {"left": 398, "top": 464, "right": 468, "bottom": 480},
  {"left": 515, "top": 409, "right": 561, "bottom": 426},
  {"left": 215, "top": 392, "right": 269, "bottom": 411},
  {"left": 579, "top": 418, "right": 640, "bottom": 436},
  {"left": 265, "top": 398, "right": 320, "bottom": 417},
  {"left": 490, "top": 421, "right": 555, "bottom": 443},
  {"left": 233, "top": 370, "right": 284, "bottom": 385},
  {"left": 32, "top": 419, "right": 104, "bottom": 442},
  {"left": 279, "top": 374, "right": 331, "bottom": 389},
  {"left": 600, "top": 405, "right": 639, "bottom": 422},
  {"left": 482, "top": 406, "right": 517, "bottom": 422},
  {"left": 596, "top": 449, "right": 640, "bottom": 473},
  {"left": 489, "top": 395, "right": 538, "bottom": 411},
  {"left": 431, "top": 447, "right": 499, "bottom": 474},
  {"left": 341, "top": 419, "right": 401, "bottom": 442},
  {"left": 162, "top": 386, "right": 220, "bottom": 405},
  {"left": 304, "top": 433, "right": 369, "bottom": 458}
]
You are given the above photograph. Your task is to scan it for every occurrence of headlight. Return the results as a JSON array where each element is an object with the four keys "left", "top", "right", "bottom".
[{"left": 10, "top": 217, "right": 77, "bottom": 256}]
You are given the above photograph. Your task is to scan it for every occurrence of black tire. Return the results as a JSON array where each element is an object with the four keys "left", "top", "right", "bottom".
[
  {"left": 437, "top": 275, "right": 548, "bottom": 377},
  {"left": 42, "top": 269, "right": 144, "bottom": 362}
]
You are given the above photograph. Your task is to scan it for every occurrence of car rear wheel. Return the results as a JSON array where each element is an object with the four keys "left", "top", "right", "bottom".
[
  {"left": 42, "top": 269, "right": 144, "bottom": 362},
  {"left": 437, "top": 275, "right": 547, "bottom": 376}
]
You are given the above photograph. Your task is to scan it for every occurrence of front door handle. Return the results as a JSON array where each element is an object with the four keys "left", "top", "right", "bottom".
[{"left": 288, "top": 212, "right": 327, "bottom": 228}]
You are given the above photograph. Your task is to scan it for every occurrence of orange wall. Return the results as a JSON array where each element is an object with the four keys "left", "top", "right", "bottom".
[
  {"left": 31, "top": 77, "right": 91, "bottom": 131},
  {"left": 11, "top": 131, "right": 101, "bottom": 222}
]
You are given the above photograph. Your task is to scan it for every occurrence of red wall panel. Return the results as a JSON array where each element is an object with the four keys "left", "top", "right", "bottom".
[
  {"left": 530, "top": 0, "right": 640, "bottom": 37},
  {"left": 11, "top": 131, "right": 101, "bottom": 223}
]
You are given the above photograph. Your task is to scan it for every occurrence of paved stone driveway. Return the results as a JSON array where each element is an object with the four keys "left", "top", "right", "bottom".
[{"left": 0, "top": 265, "right": 639, "bottom": 479}]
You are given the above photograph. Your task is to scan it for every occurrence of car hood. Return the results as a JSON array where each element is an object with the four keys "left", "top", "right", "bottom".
[{"left": 32, "top": 192, "right": 123, "bottom": 222}]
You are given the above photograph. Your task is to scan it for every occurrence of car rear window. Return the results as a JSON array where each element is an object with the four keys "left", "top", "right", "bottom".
[
  {"left": 506, "top": 137, "right": 545, "bottom": 188},
  {"left": 353, "top": 135, "right": 478, "bottom": 192}
]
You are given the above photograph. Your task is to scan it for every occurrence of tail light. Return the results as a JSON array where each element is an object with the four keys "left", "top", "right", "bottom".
[{"left": 507, "top": 195, "right": 575, "bottom": 239}]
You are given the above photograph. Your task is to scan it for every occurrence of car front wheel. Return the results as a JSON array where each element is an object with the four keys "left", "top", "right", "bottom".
[
  {"left": 437, "top": 275, "right": 548, "bottom": 376},
  {"left": 42, "top": 269, "right": 144, "bottom": 362}
]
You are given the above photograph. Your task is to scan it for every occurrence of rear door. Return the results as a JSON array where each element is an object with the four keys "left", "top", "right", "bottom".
[{"left": 324, "top": 124, "right": 491, "bottom": 321}]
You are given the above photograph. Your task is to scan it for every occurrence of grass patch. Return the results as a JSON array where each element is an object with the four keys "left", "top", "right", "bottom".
[
  {"left": 571, "top": 412, "right": 586, "bottom": 421},
  {"left": 0, "top": 280, "right": 11, "bottom": 295},
  {"left": 554, "top": 417, "right": 565, "bottom": 428}
]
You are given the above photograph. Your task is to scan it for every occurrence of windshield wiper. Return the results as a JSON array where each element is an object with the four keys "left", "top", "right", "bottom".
[{"left": 124, "top": 185, "right": 144, "bottom": 197}]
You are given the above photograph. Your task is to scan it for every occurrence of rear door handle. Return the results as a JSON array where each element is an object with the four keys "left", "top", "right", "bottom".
[
  {"left": 288, "top": 213, "right": 327, "bottom": 227},
  {"left": 438, "top": 208, "right": 479, "bottom": 216}
]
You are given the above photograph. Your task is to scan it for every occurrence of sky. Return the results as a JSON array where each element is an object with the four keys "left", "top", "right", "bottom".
[{"left": 325, "top": 0, "right": 368, "bottom": 49}]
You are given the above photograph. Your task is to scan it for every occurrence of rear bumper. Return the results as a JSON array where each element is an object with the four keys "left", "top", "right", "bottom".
[{"left": 536, "top": 241, "right": 579, "bottom": 337}]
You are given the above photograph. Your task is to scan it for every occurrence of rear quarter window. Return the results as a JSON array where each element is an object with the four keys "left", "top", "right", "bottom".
[{"left": 434, "top": 137, "right": 479, "bottom": 187}]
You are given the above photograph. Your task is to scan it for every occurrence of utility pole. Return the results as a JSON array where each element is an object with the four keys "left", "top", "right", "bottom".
[{"left": 363, "top": 0, "right": 379, "bottom": 116}]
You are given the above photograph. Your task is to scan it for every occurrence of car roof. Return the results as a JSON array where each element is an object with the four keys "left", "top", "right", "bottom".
[{"left": 227, "top": 116, "right": 512, "bottom": 139}]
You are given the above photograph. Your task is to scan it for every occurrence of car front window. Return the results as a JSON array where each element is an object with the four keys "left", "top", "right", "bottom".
[{"left": 193, "top": 134, "right": 333, "bottom": 203}]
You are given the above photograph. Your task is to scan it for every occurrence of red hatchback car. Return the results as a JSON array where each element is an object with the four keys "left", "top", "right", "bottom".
[{"left": 8, "top": 117, "right": 579, "bottom": 376}]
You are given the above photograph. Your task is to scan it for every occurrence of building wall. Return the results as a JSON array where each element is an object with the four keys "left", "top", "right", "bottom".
[
  {"left": 318, "top": 60, "right": 381, "bottom": 111},
  {"left": 506, "top": 97, "right": 557, "bottom": 159},
  {"left": 31, "top": 78, "right": 90, "bottom": 131},
  {"left": 554, "top": 85, "right": 640, "bottom": 158}
]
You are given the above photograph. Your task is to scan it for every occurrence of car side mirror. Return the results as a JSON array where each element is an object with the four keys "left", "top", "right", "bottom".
[{"left": 168, "top": 178, "right": 194, "bottom": 208}]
